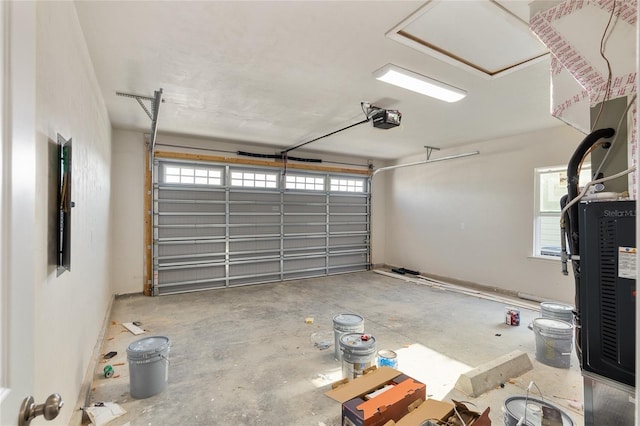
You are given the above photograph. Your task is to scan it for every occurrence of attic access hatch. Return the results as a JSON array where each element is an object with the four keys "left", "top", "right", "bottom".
[{"left": 386, "top": 0, "right": 548, "bottom": 78}]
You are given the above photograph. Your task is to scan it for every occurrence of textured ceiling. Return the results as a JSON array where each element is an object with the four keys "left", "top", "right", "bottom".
[{"left": 75, "top": 1, "right": 563, "bottom": 161}]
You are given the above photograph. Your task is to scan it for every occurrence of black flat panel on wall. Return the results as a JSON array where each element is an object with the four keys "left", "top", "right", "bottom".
[
  {"left": 579, "top": 200, "right": 635, "bottom": 386},
  {"left": 57, "top": 134, "right": 72, "bottom": 275}
]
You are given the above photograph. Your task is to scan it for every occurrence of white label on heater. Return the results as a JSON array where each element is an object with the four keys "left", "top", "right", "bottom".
[{"left": 618, "top": 247, "right": 637, "bottom": 279}]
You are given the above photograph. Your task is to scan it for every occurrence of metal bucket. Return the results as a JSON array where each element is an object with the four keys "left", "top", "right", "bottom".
[
  {"left": 532, "top": 318, "right": 573, "bottom": 369},
  {"left": 340, "top": 333, "right": 376, "bottom": 379},
  {"left": 503, "top": 396, "right": 575, "bottom": 425},
  {"left": 333, "top": 313, "right": 364, "bottom": 361},
  {"left": 540, "top": 302, "right": 574, "bottom": 324},
  {"left": 127, "top": 336, "right": 171, "bottom": 399}
]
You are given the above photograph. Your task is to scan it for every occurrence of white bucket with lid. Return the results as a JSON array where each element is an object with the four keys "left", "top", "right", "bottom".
[
  {"left": 332, "top": 313, "right": 364, "bottom": 361},
  {"left": 127, "top": 336, "right": 171, "bottom": 399},
  {"left": 340, "top": 333, "right": 376, "bottom": 379},
  {"left": 532, "top": 318, "right": 573, "bottom": 369}
]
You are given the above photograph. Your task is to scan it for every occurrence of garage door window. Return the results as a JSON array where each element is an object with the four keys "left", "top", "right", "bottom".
[
  {"left": 231, "top": 170, "right": 278, "bottom": 188},
  {"left": 330, "top": 177, "right": 365, "bottom": 192},
  {"left": 163, "top": 164, "right": 223, "bottom": 186},
  {"left": 285, "top": 174, "right": 324, "bottom": 191}
]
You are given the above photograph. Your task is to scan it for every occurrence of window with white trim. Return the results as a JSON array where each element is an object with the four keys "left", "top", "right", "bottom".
[
  {"left": 534, "top": 165, "right": 591, "bottom": 258},
  {"left": 330, "top": 177, "right": 365, "bottom": 193},
  {"left": 164, "top": 165, "right": 223, "bottom": 185},
  {"left": 230, "top": 170, "right": 278, "bottom": 188},
  {"left": 285, "top": 174, "right": 324, "bottom": 191}
]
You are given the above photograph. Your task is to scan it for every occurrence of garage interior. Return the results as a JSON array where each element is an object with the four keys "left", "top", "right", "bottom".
[{"left": 1, "top": 1, "right": 637, "bottom": 426}]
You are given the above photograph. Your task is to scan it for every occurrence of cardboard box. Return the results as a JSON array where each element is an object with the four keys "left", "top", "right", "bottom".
[
  {"left": 325, "top": 367, "right": 426, "bottom": 426},
  {"left": 385, "top": 399, "right": 491, "bottom": 426},
  {"left": 393, "top": 398, "right": 454, "bottom": 426}
]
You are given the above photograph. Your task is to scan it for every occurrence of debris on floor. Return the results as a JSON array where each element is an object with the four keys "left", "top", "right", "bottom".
[
  {"left": 305, "top": 317, "right": 314, "bottom": 324},
  {"left": 103, "top": 351, "right": 117, "bottom": 359},
  {"left": 84, "top": 402, "right": 126, "bottom": 426},
  {"left": 310, "top": 331, "right": 333, "bottom": 350},
  {"left": 122, "top": 322, "right": 145, "bottom": 335}
]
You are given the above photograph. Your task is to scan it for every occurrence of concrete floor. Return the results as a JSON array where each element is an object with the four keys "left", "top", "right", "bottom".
[{"left": 84, "top": 271, "right": 584, "bottom": 425}]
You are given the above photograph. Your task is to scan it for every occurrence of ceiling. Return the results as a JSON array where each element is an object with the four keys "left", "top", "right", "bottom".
[{"left": 75, "top": 1, "right": 564, "bottom": 161}]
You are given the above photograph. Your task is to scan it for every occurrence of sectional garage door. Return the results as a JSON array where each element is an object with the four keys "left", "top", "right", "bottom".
[{"left": 152, "top": 158, "right": 370, "bottom": 295}]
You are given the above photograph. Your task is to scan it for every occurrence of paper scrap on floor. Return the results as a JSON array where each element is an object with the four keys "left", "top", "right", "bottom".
[
  {"left": 122, "top": 322, "right": 145, "bottom": 335},
  {"left": 85, "top": 402, "right": 126, "bottom": 426}
]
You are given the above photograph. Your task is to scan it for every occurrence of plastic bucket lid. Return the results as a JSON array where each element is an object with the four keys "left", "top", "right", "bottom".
[
  {"left": 340, "top": 333, "right": 376, "bottom": 353},
  {"left": 127, "top": 336, "right": 170, "bottom": 360},
  {"left": 378, "top": 349, "right": 397, "bottom": 360},
  {"left": 533, "top": 318, "right": 572, "bottom": 330},
  {"left": 333, "top": 313, "right": 364, "bottom": 328},
  {"left": 504, "top": 396, "right": 575, "bottom": 425},
  {"left": 540, "top": 302, "right": 574, "bottom": 313}
]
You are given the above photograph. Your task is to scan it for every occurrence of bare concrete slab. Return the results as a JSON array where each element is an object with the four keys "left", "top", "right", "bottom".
[{"left": 454, "top": 350, "right": 533, "bottom": 397}]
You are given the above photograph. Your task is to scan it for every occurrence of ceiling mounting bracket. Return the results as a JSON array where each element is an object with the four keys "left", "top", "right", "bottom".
[
  {"left": 116, "top": 91, "right": 155, "bottom": 120},
  {"left": 116, "top": 89, "right": 164, "bottom": 165},
  {"left": 424, "top": 146, "right": 441, "bottom": 160}
]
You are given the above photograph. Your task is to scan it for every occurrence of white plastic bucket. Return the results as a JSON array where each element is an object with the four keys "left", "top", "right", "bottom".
[
  {"left": 333, "top": 313, "right": 364, "bottom": 361},
  {"left": 340, "top": 333, "right": 376, "bottom": 379},
  {"left": 127, "top": 336, "right": 171, "bottom": 399},
  {"left": 532, "top": 318, "right": 573, "bottom": 369}
]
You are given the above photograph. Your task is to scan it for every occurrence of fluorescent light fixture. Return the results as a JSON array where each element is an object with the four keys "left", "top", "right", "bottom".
[{"left": 373, "top": 63, "right": 467, "bottom": 103}]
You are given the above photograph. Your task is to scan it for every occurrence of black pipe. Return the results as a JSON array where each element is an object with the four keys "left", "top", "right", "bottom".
[
  {"left": 564, "top": 127, "right": 614, "bottom": 366},
  {"left": 565, "top": 127, "right": 614, "bottom": 257}
]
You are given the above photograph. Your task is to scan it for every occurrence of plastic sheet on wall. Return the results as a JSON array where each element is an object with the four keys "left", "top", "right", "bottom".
[{"left": 530, "top": 0, "right": 637, "bottom": 197}]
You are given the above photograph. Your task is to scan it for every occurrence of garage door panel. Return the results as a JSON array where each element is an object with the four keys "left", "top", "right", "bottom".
[
  {"left": 230, "top": 203, "right": 280, "bottom": 214},
  {"left": 158, "top": 226, "right": 226, "bottom": 240},
  {"left": 153, "top": 159, "right": 370, "bottom": 295},
  {"left": 283, "top": 213, "right": 326, "bottom": 224},
  {"left": 230, "top": 238, "right": 280, "bottom": 253},
  {"left": 229, "top": 259, "right": 280, "bottom": 276},
  {"left": 283, "top": 204, "right": 325, "bottom": 214},
  {"left": 329, "top": 235, "right": 367, "bottom": 247},
  {"left": 229, "top": 214, "right": 280, "bottom": 224},
  {"left": 158, "top": 201, "right": 225, "bottom": 214},
  {"left": 229, "top": 191, "right": 279, "bottom": 202},
  {"left": 158, "top": 214, "right": 226, "bottom": 226},
  {"left": 284, "top": 236, "right": 325, "bottom": 249},
  {"left": 229, "top": 224, "right": 281, "bottom": 237},
  {"left": 158, "top": 240, "right": 225, "bottom": 257},
  {"left": 284, "top": 193, "right": 324, "bottom": 203},
  {"left": 159, "top": 279, "right": 227, "bottom": 294},
  {"left": 158, "top": 187, "right": 225, "bottom": 201},
  {"left": 331, "top": 204, "right": 367, "bottom": 214},
  {"left": 329, "top": 223, "right": 368, "bottom": 233},
  {"left": 329, "top": 253, "right": 367, "bottom": 266},
  {"left": 329, "top": 214, "right": 367, "bottom": 224},
  {"left": 283, "top": 257, "right": 325, "bottom": 272},
  {"left": 159, "top": 264, "right": 226, "bottom": 285}
]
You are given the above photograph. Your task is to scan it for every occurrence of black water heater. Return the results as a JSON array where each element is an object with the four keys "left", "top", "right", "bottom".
[{"left": 578, "top": 200, "right": 636, "bottom": 386}]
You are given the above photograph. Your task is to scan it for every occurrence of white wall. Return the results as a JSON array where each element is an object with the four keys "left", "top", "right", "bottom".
[
  {"left": 111, "top": 130, "right": 377, "bottom": 295},
  {"left": 34, "top": 2, "right": 112, "bottom": 424},
  {"left": 111, "top": 129, "right": 146, "bottom": 295},
  {"left": 382, "top": 125, "right": 586, "bottom": 304}
]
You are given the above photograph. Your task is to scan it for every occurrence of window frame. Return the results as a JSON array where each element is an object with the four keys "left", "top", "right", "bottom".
[
  {"left": 533, "top": 164, "right": 591, "bottom": 259},
  {"left": 329, "top": 176, "right": 366, "bottom": 193},
  {"left": 162, "top": 163, "right": 223, "bottom": 186}
]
